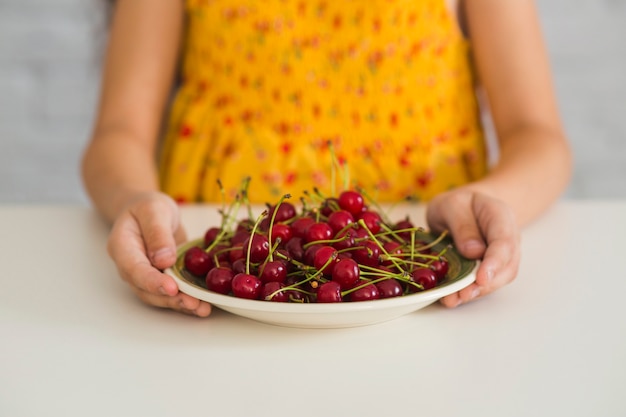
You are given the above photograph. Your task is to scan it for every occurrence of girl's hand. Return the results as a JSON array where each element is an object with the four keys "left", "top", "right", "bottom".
[
  {"left": 426, "top": 189, "right": 521, "bottom": 307},
  {"left": 107, "top": 192, "right": 212, "bottom": 317}
]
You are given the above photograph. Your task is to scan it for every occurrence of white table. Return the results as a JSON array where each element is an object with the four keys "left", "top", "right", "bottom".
[{"left": 1, "top": 201, "right": 625, "bottom": 417}]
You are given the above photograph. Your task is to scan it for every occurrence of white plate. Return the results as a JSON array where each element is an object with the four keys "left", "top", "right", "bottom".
[{"left": 166, "top": 239, "right": 477, "bottom": 329}]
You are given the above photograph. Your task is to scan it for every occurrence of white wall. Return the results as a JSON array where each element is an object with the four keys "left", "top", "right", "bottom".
[{"left": 1, "top": 0, "right": 625, "bottom": 203}]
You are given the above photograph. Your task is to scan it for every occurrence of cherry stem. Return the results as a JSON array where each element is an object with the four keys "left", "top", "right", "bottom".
[
  {"left": 205, "top": 196, "right": 242, "bottom": 254},
  {"left": 267, "top": 254, "right": 336, "bottom": 300},
  {"left": 267, "top": 194, "right": 291, "bottom": 262},
  {"left": 240, "top": 176, "right": 254, "bottom": 221},
  {"left": 301, "top": 232, "right": 353, "bottom": 250},
  {"left": 357, "top": 219, "right": 404, "bottom": 272},
  {"left": 245, "top": 210, "right": 268, "bottom": 275}
]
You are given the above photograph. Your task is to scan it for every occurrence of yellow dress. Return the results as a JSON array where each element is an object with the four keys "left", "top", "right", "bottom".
[{"left": 159, "top": 0, "right": 487, "bottom": 203}]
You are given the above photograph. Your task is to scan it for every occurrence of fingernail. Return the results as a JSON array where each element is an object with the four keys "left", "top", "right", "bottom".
[
  {"left": 152, "top": 248, "right": 174, "bottom": 265},
  {"left": 158, "top": 286, "right": 167, "bottom": 295},
  {"left": 471, "top": 287, "right": 480, "bottom": 300},
  {"left": 485, "top": 267, "right": 495, "bottom": 283}
]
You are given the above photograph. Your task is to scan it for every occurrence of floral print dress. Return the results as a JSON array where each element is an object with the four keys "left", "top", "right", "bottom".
[{"left": 159, "top": 0, "right": 488, "bottom": 203}]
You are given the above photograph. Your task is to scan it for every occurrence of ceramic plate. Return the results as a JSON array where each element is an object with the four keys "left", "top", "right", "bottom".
[{"left": 166, "top": 237, "right": 477, "bottom": 329}]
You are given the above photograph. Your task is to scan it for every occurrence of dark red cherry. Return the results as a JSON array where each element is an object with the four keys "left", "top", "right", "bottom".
[
  {"left": 320, "top": 198, "right": 339, "bottom": 217},
  {"left": 316, "top": 281, "right": 343, "bottom": 303},
  {"left": 352, "top": 240, "right": 382, "bottom": 267},
  {"left": 261, "top": 282, "right": 289, "bottom": 302},
  {"left": 430, "top": 257, "right": 449, "bottom": 282},
  {"left": 338, "top": 190, "right": 364, "bottom": 215},
  {"left": 269, "top": 201, "right": 297, "bottom": 222},
  {"left": 291, "top": 217, "right": 315, "bottom": 239},
  {"left": 231, "top": 273, "right": 262, "bottom": 299},
  {"left": 409, "top": 268, "right": 438, "bottom": 292},
  {"left": 183, "top": 247, "right": 211, "bottom": 277},
  {"left": 203, "top": 227, "right": 221, "bottom": 246},
  {"left": 285, "top": 237, "right": 305, "bottom": 262},
  {"left": 348, "top": 281, "right": 380, "bottom": 302},
  {"left": 259, "top": 260, "right": 288, "bottom": 284},
  {"left": 205, "top": 267, "right": 234, "bottom": 294},
  {"left": 394, "top": 218, "right": 415, "bottom": 241},
  {"left": 231, "top": 229, "right": 251, "bottom": 245},
  {"left": 333, "top": 229, "right": 355, "bottom": 251},
  {"left": 228, "top": 243, "right": 245, "bottom": 263},
  {"left": 243, "top": 234, "right": 270, "bottom": 263},
  {"left": 303, "top": 244, "right": 322, "bottom": 266},
  {"left": 375, "top": 279, "right": 403, "bottom": 299}
]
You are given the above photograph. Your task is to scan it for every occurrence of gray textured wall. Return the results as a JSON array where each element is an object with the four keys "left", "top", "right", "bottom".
[{"left": 1, "top": 0, "right": 625, "bottom": 203}]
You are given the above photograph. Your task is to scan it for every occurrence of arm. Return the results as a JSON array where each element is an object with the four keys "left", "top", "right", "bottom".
[
  {"left": 463, "top": 0, "right": 572, "bottom": 225},
  {"left": 428, "top": 0, "right": 572, "bottom": 307},
  {"left": 82, "top": 0, "right": 211, "bottom": 316},
  {"left": 83, "top": 0, "right": 183, "bottom": 222}
]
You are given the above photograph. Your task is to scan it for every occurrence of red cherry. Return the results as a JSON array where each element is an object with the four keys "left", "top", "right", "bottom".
[
  {"left": 313, "top": 246, "right": 338, "bottom": 275},
  {"left": 358, "top": 211, "right": 382, "bottom": 234},
  {"left": 327, "top": 210, "right": 354, "bottom": 234},
  {"left": 331, "top": 258, "right": 360, "bottom": 289},
  {"left": 270, "top": 223, "right": 292, "bottom": 246},
  {"left": 338, "top": 190, "right": 364, "bottom": 215},
  {"left": 206, "top": 267, "right": 234, "bottom": 294},
  {"left": 352, "top": 240, "right": 382, "bottom": 267},
  {"left": 231, "top": 273, "right": 262, "bottom": 299},
  {"left": 316, "top": 281, "right": 343, "bottom": 303},
  {"left": 183, "top": 247, "right": 211, "bottom": 277},
  {"left": 305, "top": 222, "right": 333, "bottom": 243}
]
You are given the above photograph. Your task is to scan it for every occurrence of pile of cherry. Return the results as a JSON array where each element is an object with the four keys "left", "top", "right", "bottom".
[{"left": 182, "top": 190, "right": 451, "bottom": 303}]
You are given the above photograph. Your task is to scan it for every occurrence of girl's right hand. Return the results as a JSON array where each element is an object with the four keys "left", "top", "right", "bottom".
[{"left": 106, "top": 192, "right": 212, "bottom": 317}]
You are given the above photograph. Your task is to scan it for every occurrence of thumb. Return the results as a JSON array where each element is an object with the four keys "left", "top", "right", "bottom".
[{"left": 131, "top": 194, "right": 183, "bottom": 270}]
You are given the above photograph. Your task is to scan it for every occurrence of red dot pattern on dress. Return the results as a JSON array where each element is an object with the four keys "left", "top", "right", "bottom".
[{"left": 158, "top": 0, "right": 488, "bottom": 203}]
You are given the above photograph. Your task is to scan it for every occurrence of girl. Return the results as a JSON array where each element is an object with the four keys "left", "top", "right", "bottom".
[{"left": 82, "top": 0, "right": 571, "bottom": 316}]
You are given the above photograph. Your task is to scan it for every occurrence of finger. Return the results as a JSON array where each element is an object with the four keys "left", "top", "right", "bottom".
[
  {"left": 471, "top": 196, "right": 520, "bottom": 290},
  {"left": 427, "top": 193, "right": 487, "bottom": 259},
  {"left": 130, "top": 286, "right": 212, "bottom": 317},
  {"left": 130, "top": 196, "right": 181, "bottom": 270}
]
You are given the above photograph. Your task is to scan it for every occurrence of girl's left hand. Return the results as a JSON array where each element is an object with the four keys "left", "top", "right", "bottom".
[{"left": 425, "top": 189, "right": 521, "bottom": 307}]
